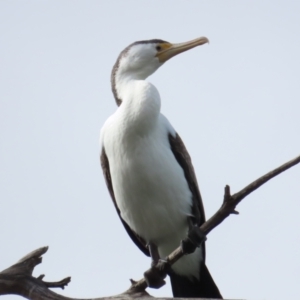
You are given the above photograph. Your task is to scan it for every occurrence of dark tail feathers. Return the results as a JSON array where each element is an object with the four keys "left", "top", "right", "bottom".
[{"left": 169, "top": 263, "right": 222, "bottom": 298}]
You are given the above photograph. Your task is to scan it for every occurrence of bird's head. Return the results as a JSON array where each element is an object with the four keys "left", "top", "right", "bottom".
[{"left": 111, "top": 37, "right": 209, "bottom": 106}]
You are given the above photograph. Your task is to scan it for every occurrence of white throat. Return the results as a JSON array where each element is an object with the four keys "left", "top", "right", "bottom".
[{"left": 115, "top": 77, "right": 162, "bottom": 136}]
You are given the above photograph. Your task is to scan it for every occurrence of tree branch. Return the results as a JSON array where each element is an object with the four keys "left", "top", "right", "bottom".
[
  {"left": 0, "top": 154, "right": 299, "bottom": 299},
  {"left": 0, "top": 246, "right": 149, "bottom": 299},
  {"left": 128, "top": 154, "right": 300, "bottom": 293}
]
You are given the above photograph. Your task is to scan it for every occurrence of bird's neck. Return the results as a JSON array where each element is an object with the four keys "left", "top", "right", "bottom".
[
  {"left": 114, "top": 74, "right": 161, "bottom": 134},
  {"left": 112, "top": 69, "right": 147, "bottom": 104}
]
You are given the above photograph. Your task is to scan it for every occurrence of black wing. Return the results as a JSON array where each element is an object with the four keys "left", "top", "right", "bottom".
[
  {"left": 168, "top": 132, "right": 206, "bottom": 258},
  {"left": 100, "top": 147, "right": 150, "bottom": 256}
]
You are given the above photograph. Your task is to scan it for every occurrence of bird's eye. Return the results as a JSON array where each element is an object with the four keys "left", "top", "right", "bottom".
[{"left": 156, "top": 45, "right": 162, "bottom": 51}]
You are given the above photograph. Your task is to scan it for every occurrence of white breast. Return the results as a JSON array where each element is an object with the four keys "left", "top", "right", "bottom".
[{"left": 101, "top": 81, "right": 202, "bottom": 278}]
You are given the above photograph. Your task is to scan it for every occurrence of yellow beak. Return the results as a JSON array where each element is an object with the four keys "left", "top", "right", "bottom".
[{"left": 156, "top": 37, "right": 209, "bottom": 63}]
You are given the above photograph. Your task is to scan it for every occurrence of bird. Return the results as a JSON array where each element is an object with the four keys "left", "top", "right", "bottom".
[{"left": 100, "top": 37, "right": 222, "bottom": 298}]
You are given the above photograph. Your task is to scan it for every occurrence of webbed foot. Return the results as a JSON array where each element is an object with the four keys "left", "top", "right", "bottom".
[
  {"left": 181, "top": 225, "right": 207, "bottom": 254},
  {"left": 144, "top": 259, "right": 170, "bottom": 288},
  {"left": 144, "top": 243, "right": 171, "bottom": 288}
]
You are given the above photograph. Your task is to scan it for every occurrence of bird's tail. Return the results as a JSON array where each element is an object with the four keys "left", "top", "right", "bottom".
[{"left": 169, "top": 263, "right": 222, "bottom": 298}]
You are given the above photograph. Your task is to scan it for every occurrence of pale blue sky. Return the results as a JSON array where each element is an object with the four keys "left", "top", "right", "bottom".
[{"left": 0, "top": 1, "right": 300, "bottom": 299}]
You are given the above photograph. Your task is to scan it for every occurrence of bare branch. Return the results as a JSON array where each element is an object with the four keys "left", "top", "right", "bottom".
[
  {"left": 128, "top": 154, "right": 300, "bottom": 293},
  {"left": 0, "top": 246, "right": 150, "bottom": 299},
  {"left": 202, "top": 154, "right": 300, "bottom": 235},
  {"left": 0, "top": 154, "right": 299, "bottom": 299}
]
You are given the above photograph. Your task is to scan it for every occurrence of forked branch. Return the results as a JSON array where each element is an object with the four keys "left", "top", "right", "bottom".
[
  {"left": 0, "top": 154, "right": 299, "bottom": 299},
  {"left": 128, "top": 154, "right": 300, "bottom": 293}
]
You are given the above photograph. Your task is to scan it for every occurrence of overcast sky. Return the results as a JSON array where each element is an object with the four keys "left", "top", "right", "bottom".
[{"left": 0, "top": 1, "right": 300, "bottom": 299}]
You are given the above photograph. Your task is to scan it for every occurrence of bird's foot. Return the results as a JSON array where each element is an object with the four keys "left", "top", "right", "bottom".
[
  {"left": 144, "top": 258, "right": 170, "bottom": 289},
  {"left": 181, "top": 225, "right": 207, "bottom": 254}
]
